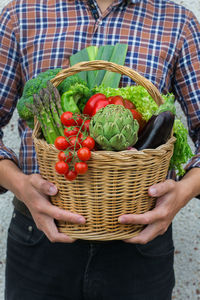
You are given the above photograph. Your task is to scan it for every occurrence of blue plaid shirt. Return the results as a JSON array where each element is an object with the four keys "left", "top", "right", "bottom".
[{"left": 0, "top": 0, "right": 200, "bottom": 193}]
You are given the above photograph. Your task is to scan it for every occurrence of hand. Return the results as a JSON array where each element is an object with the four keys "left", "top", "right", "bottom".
[
  {"left": 18, "top": 173, "right": 85, "bottom": 243},
  {"left": 118, "top": 179, "right": 189, "bottom": 244}
]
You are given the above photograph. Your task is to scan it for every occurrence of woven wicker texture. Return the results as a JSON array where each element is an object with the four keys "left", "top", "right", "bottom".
[{"left": 33, "top": 61, "right": 176, "bottom": 241}]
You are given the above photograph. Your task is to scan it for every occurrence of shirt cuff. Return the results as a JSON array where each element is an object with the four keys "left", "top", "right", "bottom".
[{"left": 0, "top": 146, "right": 20, "bottom": 194}]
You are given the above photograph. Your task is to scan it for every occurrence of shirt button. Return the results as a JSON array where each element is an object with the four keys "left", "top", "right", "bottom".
[{"left": 28, "top": 226, "right": 33, "bottom": 232}]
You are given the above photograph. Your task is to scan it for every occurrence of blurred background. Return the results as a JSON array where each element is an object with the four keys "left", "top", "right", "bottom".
[{"left": 0, "top": 0, "right": 200, "bottom": 299}]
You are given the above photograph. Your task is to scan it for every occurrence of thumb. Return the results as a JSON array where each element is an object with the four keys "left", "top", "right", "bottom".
[
  {"left": 30, "top": 174, "right": 58, "bottom": 196},
  {"left": 48, "top": 182, "right": 58, "bottom": 196}
]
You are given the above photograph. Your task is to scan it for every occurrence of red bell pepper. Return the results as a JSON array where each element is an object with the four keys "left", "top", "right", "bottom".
[
  {"left": 83, "top": 93, "right": 107, "bottom": 116},
  {"left": 91, "top": 99, "right": 109, "bottom": 116},
  {"left": 108, "top": 95, "right": 124, "bottom": 106}
]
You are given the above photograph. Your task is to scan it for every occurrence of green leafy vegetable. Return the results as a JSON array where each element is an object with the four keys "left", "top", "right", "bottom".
[{"left": 169, "top": 120, "right": 194, "bottom": 176}]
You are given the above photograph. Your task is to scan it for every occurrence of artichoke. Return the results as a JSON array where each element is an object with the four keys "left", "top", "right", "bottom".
[{"left": 89, "top": 104, "right": 139, "bottom": 151}]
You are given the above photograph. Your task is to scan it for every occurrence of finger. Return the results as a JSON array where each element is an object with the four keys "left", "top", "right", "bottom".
[
  {"left": 37, "top": 202, "right": 86, "bottom": 224},
  {"left": 118, "top": 208, "right": 162, "bottom": 225},
  {"left": 148, "top": 179, "right": 175, "bottom": 197},
  {"left": 123, "top": 223, "right": 161, "bottom": 244},
  {"left": 30, "top": 174, "right": 58, "bottom": 196},
  {"left": 40, "top": 217, "right": 76, "bottom": 243}
]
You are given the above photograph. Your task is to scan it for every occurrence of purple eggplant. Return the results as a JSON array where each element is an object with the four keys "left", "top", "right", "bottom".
[{"left": 135, "top": 111, "right": 175, "bottom": 150}]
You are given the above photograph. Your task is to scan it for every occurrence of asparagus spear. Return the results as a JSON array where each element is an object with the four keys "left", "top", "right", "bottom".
[
  {"left": 39, "top": 89, "right": 60, "bottom": 137},
  {"left": 43, "top": 87, "right": 64, "bottom": 136},
  {"left": 46, "top": 81, "right": 64, "bottom": 118},
  {"left": 33, "top": 93, "right": 57, "bottom": 144}
]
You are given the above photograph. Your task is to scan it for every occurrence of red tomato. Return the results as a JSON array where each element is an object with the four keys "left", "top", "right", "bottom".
[
  {"left": 82, "top": 136, "right": 95, "bottom": 150},
  {"left": 82, "top": 119, "right": 90, "bottom": 132},
  {"left": 123, "top": 99, "right": 136, "bottom": 109},
  {"left": 61, "top": 111, "right": 76, "bottom": 127},
  {"left": 75, "top": 115, "right": 83, "bottom": 126},
  {"left": 75, "top": 162, "right": 88, "bottom": 175},
  {"left": 55, "top": 161, "right": 69, "bottom": 174},
  {"left": 78, "top": 132, "right": 84, "bottom": 141},
  {"left": 91, "top": 99, "right": 109, "bottom": 116},
  {"left": 77, "top": 147, "right": 91, "bottom": 161},
  {"left": 64, "top": 126, "right": 80, "bottom": 138},
  {"left": 54, "top": 136, "right": 69, "bottom": 150},
  {"left": 65, "top": 169, "right": 77, "bottom": 181},
  {"left": 108, "top": 95, "right": 124, "bottom": 106},
  {"left": 58, "top": 151, "right": 72, "bottom": 163},
  {"left": 69, "top": 136, "right": 81, "bottom": 150},
  {"left": 83, "top": 93, "right": 107, "bottom": 116},
  {"left": 129, "top": 109, "right": 146, "bottom": 130}
]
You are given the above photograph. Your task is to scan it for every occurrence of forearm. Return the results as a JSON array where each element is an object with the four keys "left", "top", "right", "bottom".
[
  {"left": 0, "top": 159, "right": 26, "bottom": 200},
  {"left": 178, "top": 167, "right": 200, "bottom": 205}
]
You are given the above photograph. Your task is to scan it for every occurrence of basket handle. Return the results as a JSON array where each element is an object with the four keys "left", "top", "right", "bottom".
[{"left": 51, "top": 60, "right": 164, "bottom": 106}]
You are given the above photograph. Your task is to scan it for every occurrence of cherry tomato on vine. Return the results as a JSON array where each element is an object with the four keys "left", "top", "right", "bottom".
[
  {"left": 61, "top": 111, "right": 76, "bottom": 127},
  {"left": 78, "top": 132, "right": 84, "bottom": 141},
  {"left": 64, "top": 169, "right": 77, "bottom": 181},
  {"left": 64, "top": 126, "right": 80, "bottom": 138},
  {"left": 75, "top": 115, "right": 83, "bottom": 126},
  {"left": 82, "top": 136, "right": 95, "bottom": 150},
  {"left": 82, "top": 119, "right": 90, "bottom": 132},
  {"left": 75, "top": 162, "right": 88, "bottom": 175},
  {"left": 77, "top": 147, "right": 91, "bottom": 161},
  {"left": 55, "top": 161, "right": 69, "bottom": 174},
  {"left": 54, "top": 136, "right": 69, "bottom": 150},
  {"left": 69, "top": 136, "right": 82, "bottom": 150},
  {"left": 58, "top": 151, "right": 72, "bottom": 163}
]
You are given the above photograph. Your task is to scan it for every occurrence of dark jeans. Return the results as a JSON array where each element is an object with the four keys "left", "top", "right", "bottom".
[{"left": 5, "top": 209, "right": 175, "bottom": 300}]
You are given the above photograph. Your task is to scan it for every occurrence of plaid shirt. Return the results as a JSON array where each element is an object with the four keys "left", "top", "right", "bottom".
[{"left": 0, "top": 0, "right": 200, "bottom": 194}]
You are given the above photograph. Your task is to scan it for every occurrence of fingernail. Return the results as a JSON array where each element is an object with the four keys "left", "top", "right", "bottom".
[
  {"left": 78, "top": 217, "right": 85, "bottom": 224},
  {"left": 49, "top": 185, "right": 57, "bottom": 195},
  {"left": 118, "top": 216, "right": 125, "bottom": 223},
  {"left": 149, "top": 187, "right": 157, "bottom": 196}
]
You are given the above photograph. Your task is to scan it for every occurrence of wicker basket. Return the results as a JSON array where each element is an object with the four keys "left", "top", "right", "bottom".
[{"left": 32, "top": 61, "right": 176, "bottom": 241}]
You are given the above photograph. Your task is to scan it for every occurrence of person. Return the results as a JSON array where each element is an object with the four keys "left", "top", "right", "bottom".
[{"left": 0, "top": 0, "right": 200, "bottom": 299}]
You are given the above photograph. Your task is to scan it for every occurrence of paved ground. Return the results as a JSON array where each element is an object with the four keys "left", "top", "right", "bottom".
[{"left": 0, "top": 0, "right": 199, "bottom": 299}]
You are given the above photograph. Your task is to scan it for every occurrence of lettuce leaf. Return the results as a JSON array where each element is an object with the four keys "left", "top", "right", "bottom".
[{"left": 169, "top": 120, "right": 194, "bottom": 176}]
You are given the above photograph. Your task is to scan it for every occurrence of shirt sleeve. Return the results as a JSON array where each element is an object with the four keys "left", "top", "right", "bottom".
[
  {"left": 172, "top": 11, "right": 200, "bottom": 181},
  {"left": 0, "top": 4, "right": 22, "bottom": 194}
]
